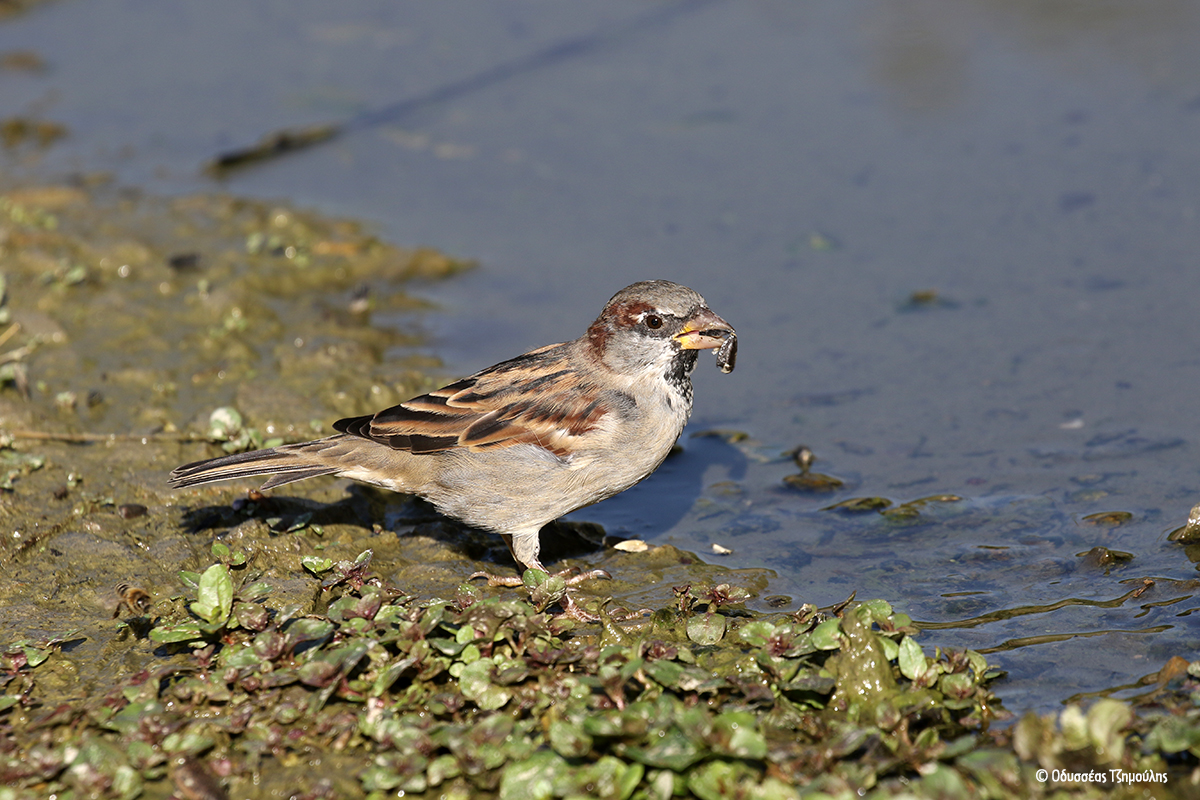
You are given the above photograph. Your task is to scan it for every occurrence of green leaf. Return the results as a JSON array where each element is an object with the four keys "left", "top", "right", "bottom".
[
  {"left": 148, "top": 622, "right": 204, "bottom": 644},
  {"left": 736, "top": 620, "right": 778, "bottom": 647},
  {"left": 879, "top": 635, "right": 899, "bottom": 662},
  {"left": 285, "top": 618, "right": 335, "bottom": 647},
  {"left": 556, "top": 756, "right": 642, "bottom": 800},
  {"left": 529, "top": 575, "right": 567, "bottom": 612},
  {"left": 614, "top": 760, "right": 645, "bottom": 800},
  {"left": 687, "top": 760, "right": 758, "bottom": 800},
  {"left": 712, "top": 711, "right": 767, "bottom": 759},
  {"left": 810, "top": 618, "right": 842, "bottom": 650},
  {"left": 162, "top": 729, "right": 216, "bottom": 756},
  {"left": 643, "top": 659, "right": 685, "bottom": 688},
  {"left": 210, "top": 542, "right": 247, "bottom": 566},
  {"left": 623, "top": 726, "right": 704, "bottom": 771},
  {"left": 966, "top": 649, "right": 989, "bottom": 678},
  {"left": 21, "top": 645, "right": 50, "bottom": 669},
  {"left": 1086, "top": 698, "right": 1132, "bottom": 761},
  {"left": 939, "top": 672, "right": 975, "bottom": 702},
  {"left": 281, "top": 512, "right": 313, "bottom": 533},
  {"left": 459, "top": 658, "right": 511, "bottom": 710},
  {"left": 220, "top": 643, "right": 262, "bottom": 669},
  {"left": 898, "top": 636, "right": 927, "bottom": 681},
  {"left": 238, "top": 581, "right": 273, "bottom": 602},
  {"left": 298, "top": 659, "right": 340, "bottom": 687},
  {"left": 687, "top": 612, "right": 726, "bottom": 645},
  {"left": 583, "top": 708, "right": 651, "bottom": 739},
  {"left": 372, "top": 655, "right": 419, "bottom": 697},
  {"left": 499, "top": 750, "right": 563, "bottom": 800},
  {"left": 232, "top": 601, "right": 269, "bottom": 632},
  {"left": 302, "top": 555, "right": 334, "bottom": 574},
  {"left": 756, "top": 651, "right": 801, "bottom": 684},
  {"left": 190, "top": 563, "right": 234, "bottom": 625},
  {"left": 1144, "top": 714, "right": 1200, "bottom": 755},
  {"left": 548, "top": 717, "right": 592, "bottom": 758},
  {"left": 521, "top": 568, "right": 550, "bottom": 588},
  {"left": 427, "top": 753, "right": 461, "bottom": 787}
]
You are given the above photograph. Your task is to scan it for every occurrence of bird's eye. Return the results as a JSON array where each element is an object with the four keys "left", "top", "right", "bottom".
[{"left": 644, "top": 314, "right": 663, "bottom": 330}]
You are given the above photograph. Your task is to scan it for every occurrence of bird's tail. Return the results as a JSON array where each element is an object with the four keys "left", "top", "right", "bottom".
[{"left": 169, "top": 437, "right": 346, "bottom": 491}]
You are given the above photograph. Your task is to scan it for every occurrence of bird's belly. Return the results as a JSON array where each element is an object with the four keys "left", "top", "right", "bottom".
[{"left": 420, "top": 443, "right": 667, "bottom": 534}]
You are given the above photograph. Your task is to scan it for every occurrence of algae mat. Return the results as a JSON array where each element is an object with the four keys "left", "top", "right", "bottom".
[{"left": 0, "top": 184, "right": 1197, "bottom": 798}]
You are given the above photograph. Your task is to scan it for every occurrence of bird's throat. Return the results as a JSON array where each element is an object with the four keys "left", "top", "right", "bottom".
[{"left": 664, "top": 349, "right": 698, "bottom": 405}]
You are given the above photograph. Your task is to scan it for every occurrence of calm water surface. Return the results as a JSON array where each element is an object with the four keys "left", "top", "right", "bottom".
[{"left": 4, "top": 0, "right": 1199, "bottom": 713}]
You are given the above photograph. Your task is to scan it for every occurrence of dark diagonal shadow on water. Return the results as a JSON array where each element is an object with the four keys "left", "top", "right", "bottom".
[{"left": 206, "top": 0, "right": 723, "bottom": 174}]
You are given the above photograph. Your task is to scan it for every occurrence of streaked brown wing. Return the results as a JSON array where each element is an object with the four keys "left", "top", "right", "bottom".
[{"left": 332, "top": 343, "right": 608, "bottom": 457}]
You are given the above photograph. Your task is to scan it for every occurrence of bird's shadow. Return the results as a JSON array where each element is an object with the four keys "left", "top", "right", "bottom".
[
  {"left": 179, "top": 491, "right": 373, "bottom": 536},
  {"left": 179, "top": 490, "right": 605, "bottom": 572},
  {"left": 569, "top": 432, "right": 749, "bottom": 538},
  {"left": 177, "top": 434, "right": 747, "bottom": 570}
]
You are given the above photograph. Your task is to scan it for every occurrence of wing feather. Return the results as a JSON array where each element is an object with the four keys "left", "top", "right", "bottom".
[{"left": 332, "top": 343, "right": 611, "bottom": 458}]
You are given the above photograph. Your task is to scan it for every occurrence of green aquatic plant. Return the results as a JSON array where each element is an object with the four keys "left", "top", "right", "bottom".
[
  {"left": 148, "top": 543, "right": 272, "bottom": 645},
  {"left": 2, "top": 565, "right": 1198, "bottom": 799}
]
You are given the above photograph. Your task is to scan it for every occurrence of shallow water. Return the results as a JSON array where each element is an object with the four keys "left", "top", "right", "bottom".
[{"left": 3, "top": 0, "right": 1199, "bottom": 715}]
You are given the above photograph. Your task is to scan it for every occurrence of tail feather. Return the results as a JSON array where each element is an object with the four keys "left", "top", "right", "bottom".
[
  {"left": 259, "top": 467, "right": 341, "bottom": 490},
  {"left": 169, "top": 441, "right": 341, "bottom": 490}
]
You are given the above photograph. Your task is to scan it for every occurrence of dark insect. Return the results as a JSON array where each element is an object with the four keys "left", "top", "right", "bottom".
[{"left": 715, "top": 331, "right": 737, "bottom": 374}]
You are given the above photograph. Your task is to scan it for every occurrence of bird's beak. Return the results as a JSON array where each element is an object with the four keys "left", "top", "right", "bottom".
[{"left": 673, "top": 307, "right": 735, "bottom": 351}]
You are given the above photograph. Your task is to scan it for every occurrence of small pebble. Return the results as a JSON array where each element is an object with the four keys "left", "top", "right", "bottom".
[
  {"left": 167, "top": 252, "right": 201, "bottom": 270},
  {"left": 118, "top": 503, "right": 148, "bottom": 519}
]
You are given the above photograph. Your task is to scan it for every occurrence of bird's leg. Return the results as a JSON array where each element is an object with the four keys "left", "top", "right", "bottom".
[
  {"left": 510, "top": 532, "right": 612, "bottom": 584},
  {"left": 467, "top": 531, "right": 611, "bottom": 621}
]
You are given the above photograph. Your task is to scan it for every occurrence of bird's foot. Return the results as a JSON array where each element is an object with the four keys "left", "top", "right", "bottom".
[
  {"left": 469, "top": 566, "right": 633, "bottom": 623},
  {"left": 557, "top": 566, "right": 612, "bottom": 586},
  {"left": 561, "top": 594, "right": 653, "bottom": 624},
  {"left": 468, "top": 566, "right": 611, "bottom": 588},
  {"left": 560, "top": 590, "right": 601, "bottom": 622},
  {"left": 468, "top": 571, "right": 524, "bottom": 588}
]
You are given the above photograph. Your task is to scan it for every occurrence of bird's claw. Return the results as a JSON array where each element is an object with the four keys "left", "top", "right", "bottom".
[
  {"left": 560, "top": 595, "right": 652, "bottom": 624},
  {"left": 468, "top": 570, "right": 524, "bottom": 588},
  {"left": 559, "top": 591, "right": 601, "bottom": 622},
  {"left": 562, "top": 568, "right": 611, "bottom": 586}
]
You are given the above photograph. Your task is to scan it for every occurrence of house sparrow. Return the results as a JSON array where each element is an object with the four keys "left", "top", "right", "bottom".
[{"left": 170, "top": 280, "right": 736, "bottom": 620}]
